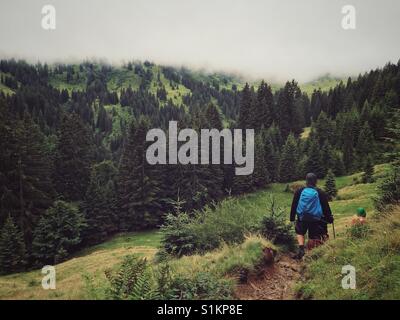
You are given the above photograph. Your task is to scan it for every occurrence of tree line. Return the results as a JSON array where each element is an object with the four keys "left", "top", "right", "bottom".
[{"left": 0, "top": 59, "right": 400, "bottom": 274}]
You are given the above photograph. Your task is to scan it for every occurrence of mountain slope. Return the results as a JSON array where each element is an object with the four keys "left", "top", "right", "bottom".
[{"left": 0, "top": 164, "right": 390, "bottom": 299}]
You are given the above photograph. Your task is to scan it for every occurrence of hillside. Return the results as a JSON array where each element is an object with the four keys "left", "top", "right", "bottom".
[
  {"left": 0, "top": 163, "right": 392, "bottom": 300},
  {"left": 1, "top": 60, "right": 345, "bottom": 102},
  {"left": 1, "top": 58, "right": 400, "bottom": 300}
]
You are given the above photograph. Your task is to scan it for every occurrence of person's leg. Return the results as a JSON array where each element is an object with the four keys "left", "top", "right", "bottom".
[
  {"left": 307, "top": 221, "right": 327, "bottom": 249},
  {"left": 297, "top": 234, "right": 305, "bottom": 246},
  {"left": 293, "top": 221, "right": 307, "bottom": 259}
]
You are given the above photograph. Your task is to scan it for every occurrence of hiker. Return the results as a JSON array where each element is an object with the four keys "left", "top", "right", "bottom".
[
  {"left": 351, "top": 207, "right": 367, "bottom": 225},
  {"left": 290, "top": 173, "right": 334, "bottom": 259}
]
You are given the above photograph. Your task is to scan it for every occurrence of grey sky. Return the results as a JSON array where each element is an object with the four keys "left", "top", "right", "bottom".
[{"left": 0, "top": 0, "right": 399, "bottom": 82}]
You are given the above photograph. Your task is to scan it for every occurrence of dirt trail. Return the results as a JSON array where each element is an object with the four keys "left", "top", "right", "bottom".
[{"left": 234, "top": 254, "right": 303, "bottom": 300}]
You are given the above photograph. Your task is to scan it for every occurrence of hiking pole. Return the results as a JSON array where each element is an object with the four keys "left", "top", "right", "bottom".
[{"left": 332, "top": 221, "right": 336, "bottom": 239}]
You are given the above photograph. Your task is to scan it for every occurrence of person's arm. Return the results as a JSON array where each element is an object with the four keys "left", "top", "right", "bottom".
[
  {"left": 318, "top": 189, "right": 334, "bottom": 223},
  {"left": 290, "top": 188, "right": 302, "bottom": 222}
]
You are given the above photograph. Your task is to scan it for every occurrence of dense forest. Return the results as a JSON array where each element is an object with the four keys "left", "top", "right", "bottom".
[{"left": 0, "top": 58, "right": 399, "bottom": 274}]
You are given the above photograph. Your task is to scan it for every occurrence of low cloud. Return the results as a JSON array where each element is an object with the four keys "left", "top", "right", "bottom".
[{"left": 1, "top": 0, "right": 399, "bottom": 82}]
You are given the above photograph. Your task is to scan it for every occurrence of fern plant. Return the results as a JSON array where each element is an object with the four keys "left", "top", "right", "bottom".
[{"left": 105, "top": 255, "right": 160, "bottom": 300}]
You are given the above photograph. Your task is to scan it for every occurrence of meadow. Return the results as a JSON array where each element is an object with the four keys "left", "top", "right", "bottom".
[{"left": 0, "top": 164, "right": 390, "bottom": 300}]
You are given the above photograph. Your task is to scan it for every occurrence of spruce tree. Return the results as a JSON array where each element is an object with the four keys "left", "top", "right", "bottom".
[
  {"left": 356, "top": 122, "right": 375, "bottom": 170},
  {"left": 362, "top": 156, "right": 375, "bottom": 183},
  {"left": 277, "top": 80, "right": 303, "bottom": 139},
  {"left": 254, "top": 81, "right": 274, "bottom": 131},
  {"left": 32, "top": 201, "right": 86, "bottom": 265},
  {"left": 279, "top": 134, "right": 298, "bottom": 182},
  {"left": 324, "top": 169, "right": 337, "bottom": 200},
  {"left": 238, "top": 83, "right": 254, "bottom": 129},
  {"left": 205, "top": 103, "right": 223, "bottom": 130},
  {"left": 55, "top": 113, "right": 95, "bottom": 201},
  {"left": 320, "top": 142, "right": 335, "bottom": 177},
  {"left": 264, "top": 135, "right": 280, "bottom": 182},
  {"left": 118, "top": 117, "right": 163, "bottom": 231},
  {"left": 0, "top": 216, "right": 27, "bottom": 274},
  {"left": 253, "top": 133, "right": 270, "bottom": 188},
  {"left": 82, "top": 161, "right": 118, "bottom": 245},
  {"left": 342, "top": 130, "right": 354, "bottom": 174},
  {"left": 0, "top": 110, "right": 55, "bottom": 245},
  {"left": 332, "top": 151, "right": 345, "bottom": 176},
  {"left": 306, "top": 139, "right": 324, "bottom": 178},
  {"left": 203, "top": 103, "right": 224, "bottom": 200}
]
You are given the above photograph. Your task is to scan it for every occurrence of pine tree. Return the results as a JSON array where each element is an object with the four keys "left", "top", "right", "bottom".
[
  {"left": 324, "top": 169, "right": 337, "bottom": 200},
  {"left": 0, "top": 109, "right": 55, "bottom": 246},
  {"left": 202, "top": 103, "right": 224, "bottom": 200},
  {"left": 356, "top": 122, "right": 375, "bottom": 170},
  {"left": 32, "top": 201, "right": 86, "bottom": 265},
  {"left": 332, "top": 151, "right": 345, "bottom": 177},
  {"left": 0, "top": 216, "right": 27, "bottom": 274},
  {"left": 205, "top": 103, "right": 223, "bottom": 130},
  {"left": 118, "top": 117, "right": 163, "bottom": 231},
  {"left": 238, "top": 83, "right": 254, "bottom": 129},
  {"left": 313, "top": 112, "right": 335, "bottom": 146},
  {"left": 82, "top": 161, "right": 118, "bottom": 245},
  {"left": 375, "top": 163, "right": 400, "bottom": 211},
  {"left": 343, "top": 130, "right": 355, "bottom": 174},
  {"left": 320, "top": 142, "right": 335, "bottom": 177},
  {"left": 264, "top": 135, "right": 280, "bottom": 182},
  {"left": 279, "top": 134, "right": 298, "bottom": 182},
  {"left": 306, "top": 139, "right": 324, "bottom": 178},
  {"left": 277, "top": 81, "right": 303, "bottom": 139},
  {"left": 55, "top": 113, "right": 95, "bottom": 201},
  {"left": 362, "top": 156, "right": 375, "bottom": 183},
  {"left": 253, "top": 133, "right": 270, "bottom": 188},
  {"left": 254, "top": 81, "right": 274, "bottom": 131}
]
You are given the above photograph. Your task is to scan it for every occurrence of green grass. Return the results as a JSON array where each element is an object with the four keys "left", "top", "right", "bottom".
[
  {"left": 167, "top": 235, "right": 275, "bottom": 279},
  {"left": 107, "top": 68, "right": 142, "bottom": 92},
  {"left": 300, "top": 74, "right": 347, "bottom": 96},
  {"left": 103, "top": 103, "right": 133, "bottom": 146},
  {"left": 0, "top": 164, "right": 390, "bottom": 299},
  {"left": 0, "top": 72, "right": 16, "bottom": 95},
  {"left": 296, "top": 207, "right": 400, "bottom": 299},
  {"left": 0, "top": 231, "right": 161, "bottom": 300},
  {"left": 48, "top": 70, "right": 86, "bottom": 92}
]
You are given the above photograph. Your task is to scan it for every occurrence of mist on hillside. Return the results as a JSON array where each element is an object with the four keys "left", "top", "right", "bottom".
[{"left": 1, "top": 0, "right": 400, "bottom": 82}]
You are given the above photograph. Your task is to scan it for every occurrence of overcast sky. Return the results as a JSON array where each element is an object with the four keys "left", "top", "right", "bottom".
[{"left": 0, "top": 0, "right": 399, "bottom": 82}]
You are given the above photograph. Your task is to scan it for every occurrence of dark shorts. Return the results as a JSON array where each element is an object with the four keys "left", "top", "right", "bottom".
[{"left": 295, "top": 220, "right": 328, "bottom": 240}]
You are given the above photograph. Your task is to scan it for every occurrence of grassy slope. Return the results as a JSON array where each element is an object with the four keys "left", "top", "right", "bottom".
[
  {"left": 299, "top": 75, "right": 347, "bottom": 96},
  {"left": 0, "top": 164, "right": 390, "bottom": 299},
  {"left": 0, "top": 72, "right": 16, "bottom": 95},
  {"left": 296, "top": 207, "right": 400, "bottom": 299},
  {"left": 0, "top": 231, "right": 161, "bottom": 299}
]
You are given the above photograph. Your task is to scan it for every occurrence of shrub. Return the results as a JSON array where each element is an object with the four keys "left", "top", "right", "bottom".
[
  {"left": 362, "top": 157, "right": 375, "bottom": 183},
  {"left": 104, "top": 255, "right": 160, "bottom": 300},
  {"left": 374, "top": 164, "right": 400, "bottom": 211},
  {"left": 260, "top": 195, "right": 296, "bottom": 249},
  {"left": 85, "top": 254, "right": 234, "bottom": 300},
  {"left": 159, "top": 199, "right": 261, "bottom": 257},
  {"left": 32, "top": 201, "right": 86, "bottom": 265},
  {"left": 324, "top": 169, "right": 337, "bottom": 200},
  {"left": 0, "top": 216, "right": 27, "bottom": 274},
  {"left": 159, "top": 213, "right": 197, "bottom": 257},
  {"left": 169, "top": 271, "right": 233, "bottom": 300},
  {"left": 348, "top": 224, "right": 370, "bottom": 239}
]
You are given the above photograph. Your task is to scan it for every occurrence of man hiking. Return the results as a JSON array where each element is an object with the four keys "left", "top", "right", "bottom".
[{"left": 290, "top": 173, "right": 334, "bottom": 259}]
